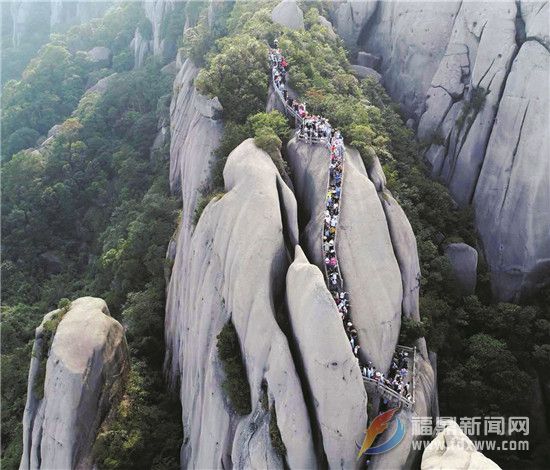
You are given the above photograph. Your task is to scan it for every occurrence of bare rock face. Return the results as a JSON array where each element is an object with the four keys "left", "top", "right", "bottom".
[
  {"left": 445, "top": 243, "right": 478, "bottom": 295},
  {"left": 20, "top": 297, "right": 129, "bottom": 470},
  {"left": 286, "top": 138, "right": 402, "bottom": 375},
  {"left": 271, "top": 0, "right": 304, "bottom": 30},
  {"left": 330, "top": 0, "right": 550, "bottom": 300},
  {"left": 350, "top": 0, "right": 461, "bottom": 117},
  {"left": 165, "top": 139, "right": 314, "bottom": 468},
  {"left": 350, "top": 64, "right": 381, "bottom": 82},
  {"left": 286, "top": 246, "right": 368, "bottom": 467},
  {"left": 420, "top": 2, "right": 518, "bottom": 208},
  {"left": 473, "top": 40, "right": 550, "bottom": 301},
  {"left": 86, "top": 46, "right": 111, "bottom": 64},
  {"left": 330, "top": 0, "right": 377, "bottom": 46},
  {"left": 357, "top": 51, "right": 381, "bottom": 70},
  {"left": 421, "top": 420, "right": 501, "bottom": 470}
]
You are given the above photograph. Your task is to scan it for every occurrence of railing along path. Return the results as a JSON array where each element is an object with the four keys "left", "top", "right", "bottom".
[{"left": 269, "top": 47, "right": 415, "bottom": 409}]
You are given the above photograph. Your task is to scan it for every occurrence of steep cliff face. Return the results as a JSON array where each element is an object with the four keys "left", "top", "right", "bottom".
[
  {"left": 131, "top": 0, "right": 184, "bottom": 68},
  {"left": 329, "top": 0, "right": 550, "bottom": 300},
  {"left": 165, "top": 138, "right": 316, "bottom": 468},
  {"left": 286, "top": 246, "right": 368, "bottom": 468},
  {"left": 164, "top": 56, "right": 223, "bottom": 383},
  {"left": 20, "top": 297, "right": 129, "bottom": 469},
  {"left": 8, "top": 0, "right": 109, "bottom": 47}
]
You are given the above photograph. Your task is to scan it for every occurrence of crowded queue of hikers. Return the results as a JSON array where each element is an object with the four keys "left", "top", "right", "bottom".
[{"left": 269, "top": 42, "right": 413, "bottom": 404}]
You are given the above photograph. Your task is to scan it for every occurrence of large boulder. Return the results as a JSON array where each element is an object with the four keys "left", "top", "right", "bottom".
[
  {"left": 421, "top": 420, "right": 501, "bottom": 469},
  {"left": 350, "top": 64, "right": 381, "bottom": 82},
  {"left": 20, "top": 297, "right": 129, "bottom": 470},
  {"left": 168, "top": 57, "right": 223, "bottom": 202},
  {"left": 165, "top": 139, "right": 313, "bottom": 468},
  {"left": 286, "top": 138, "right": 402, "bottom": 374},
  {"left": 444, "top": 243, "right": 478, "bottom": 295},
  {"left": 271, "top": 0, "right": 304, "bottom": 30},
  {"left": 86, "top": 46, "right": 111, "bottom": 64},
  {"left": 286, "top": 246, "right": 367, "bottom": 467}
]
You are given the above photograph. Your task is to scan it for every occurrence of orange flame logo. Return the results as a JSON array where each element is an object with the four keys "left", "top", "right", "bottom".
[{"left": 357, "top": 408, "right": 400, "bottom": 459}]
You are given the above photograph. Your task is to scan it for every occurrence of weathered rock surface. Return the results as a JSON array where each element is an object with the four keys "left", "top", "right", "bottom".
[
  {"left": 286, "top": 246, "right": 367, "bottom": 467},
  {"left": 86, "top": 46, "right": 111, "bottom": 64},
  {"left": 421, "top": 420, "right": 501, "bottom": 470},
  {"left": 342, "top": 0, "right": 461, "bottom": 117},
  {"left": 329, "top": 0, "right": 550, "bottom": 300},
  {"left": 286, "top": 138, "right": 402, "bottom": 374},
  {"left": 318, "top": 15, "right": 337, "bottom": 39},
  {"left": 20, "top": 297, "right": 129, "bottom": 470},
  {"left": 350, "top": 64, "right": 381, "bottom": 82},
  {"left": 8, "top": 1, "right": 108, "bottom": 48},
  {"left": 165, "top": 139, "right": 314, "bottom": 468},
  {"left": 357, "top": 51, "right": 381, "bottom": 70},
  {"left": 271, "top": 0, "right": 304, "bottom": 30},
  {"left": 331, "top": 0, "right": 377, "bottom": 46},
  {"left": 445, "top": 243, "right": 478, "bottom": 295},
  {"left": 473, "top": 40, "right": 550, "bottom": 301},
  {"left": 169, "top": 57, "right": 223, "bottom": 211},
  {"left": 85, "top": 72, "right": 117, "bottom": 95}
]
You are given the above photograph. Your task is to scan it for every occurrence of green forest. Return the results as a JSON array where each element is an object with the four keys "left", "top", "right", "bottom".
[
  {"left": 1, "top": 3, "right": 184, "bottom": 469},
  {"left": 2, "top": 1, "right": 549, "bottom": 469}
]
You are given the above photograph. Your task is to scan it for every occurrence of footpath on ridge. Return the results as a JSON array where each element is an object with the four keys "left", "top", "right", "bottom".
[{"left": 269, "top": 45, "right": 416, "bottom": 410}]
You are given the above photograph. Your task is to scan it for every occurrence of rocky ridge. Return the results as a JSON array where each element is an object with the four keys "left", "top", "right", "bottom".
[{"left": 164, "top": 24, "right": 437, "bottom": 463}]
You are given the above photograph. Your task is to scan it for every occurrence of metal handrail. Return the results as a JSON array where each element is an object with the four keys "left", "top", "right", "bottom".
[{"left": 269, "top": 49, "right": 416, "bottom": 410}]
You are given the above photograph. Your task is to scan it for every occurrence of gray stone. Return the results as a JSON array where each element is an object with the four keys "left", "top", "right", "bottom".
[
  {"left": 357, "top": 51, "right": 381, "bottom": 70},
  {"left": 20, "top": 297, "right": 129, "bottom": 470},
  {"left": 271, "top": 0, "right": 304, "bottom": 30},
  {"left": 86, "top": 46, "right": 111, "bottom": 64},
  {"left": 350, "top": 64, "right": 381, "bottom": 82},
  {"left": 286, "top": 246, "right": 367, "bottom": 467},
  {"left": 168, "top": 59, "right": 223, "bottom": 195},
  {"left": 286, "top": 138, "right": 402, "bottom": 374},
  {"left": 473, "top": 41, "right": 550, "bottom": 300},
  {"left": 366, "top": 151, "right": 386, "bottom": 192},
  {"left": 161, "top": 60, "right": 178, "bottom": 76},
  {"left": 421, "top": 420, "right": 501, "bottom": 470},
  {"left": 445, "top": 243, "right": 478, "bottom": 295},
  {"left": 85, "top": 73, "right": 117, "bottom": 95},
  {"left": 47, "top": 124, "right": 62, "bottom": 139},
  {"left": 331, "top": 1, "right": 377, "bottom": 45},
  {"left": 165, "top": 139, "right": 313, "bottom": 468},
  {"left": 318, "top": 15, "right": 337, "bottom": 39}
]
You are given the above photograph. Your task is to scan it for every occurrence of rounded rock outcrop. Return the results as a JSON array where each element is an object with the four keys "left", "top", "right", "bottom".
[
  {"left": 444, "top": 243, "right": 478, "bottom": 295},
  {"left": 20, "top": 297, "right": 129, "bottom": 470},
  {"left": 271, "top": 0, "right": 304, "bottom": 30},
  {"left": 421, "top": 420, "right": 501, "bottom": 470}
]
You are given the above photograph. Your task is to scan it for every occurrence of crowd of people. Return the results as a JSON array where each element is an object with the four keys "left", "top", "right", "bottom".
[
  {"left": 363, "top": 349, "right": 413, "bottom": 401},
  {"left": 269, "top": 42, "right": 413, "bottom": 405}
]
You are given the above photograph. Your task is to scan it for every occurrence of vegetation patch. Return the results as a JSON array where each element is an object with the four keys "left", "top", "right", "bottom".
[
  {"left": 217, "top": 320, "right": 252, "bottom": 415},
  {"left": 193, "top": 192, "right": 225, "bottom": 226},
  {"left": 269, "top": 404, "right": 286, "bottom": 457},
  {"left": 33, "top": 298, "right": 71, "bottom": 399}
]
